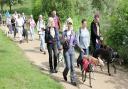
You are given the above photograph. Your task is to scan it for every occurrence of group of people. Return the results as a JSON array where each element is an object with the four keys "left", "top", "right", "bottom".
[{"left": 2, "top": 10, "right": 102, "bottom": 86}]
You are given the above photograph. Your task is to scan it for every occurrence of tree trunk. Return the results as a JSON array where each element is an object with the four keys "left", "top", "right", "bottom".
[
  {"left": 0, "top": 1, "right": 4, "bottom": 13},
  {"left": 9, "top": 5, "right": 11, "bottom": 13}
]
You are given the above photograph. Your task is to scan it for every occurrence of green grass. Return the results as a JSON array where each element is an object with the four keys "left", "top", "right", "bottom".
[{"left": 0, "top": 30, "right": 63, "bottom": 89}]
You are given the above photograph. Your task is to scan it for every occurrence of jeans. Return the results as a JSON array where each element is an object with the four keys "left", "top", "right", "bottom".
[
  {"left": 63, "top": 47, "right": 76, "bottom": 82},
  {"left": 47, "top": 43, "right": 58, "bottom": 70},
  {"left": 12, "top": 25, "right": 17, "bottom": 38},
  {"left": 96, "top": 43, "right": 101, "bottom": 50},
  {"left": 40, "top": 33, "right": 46, "bottom": 51},
  {"left": 30, "top": 26, "right": 35, "bottom": 40}
]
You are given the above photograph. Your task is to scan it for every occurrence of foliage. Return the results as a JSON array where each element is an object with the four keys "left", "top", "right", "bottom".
[{"left": 105, "top": 0, "right": 128, "bottom": 63}]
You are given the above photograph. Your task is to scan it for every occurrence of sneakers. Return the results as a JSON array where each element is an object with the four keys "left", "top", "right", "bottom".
[
  {"left": 71, "top": 81, "right": 77, "bottom": 86},
  {"left": 50, "top": 69, "right": 58, "bottom": 73},
  {"left": 40, "top": 49, "right": 46, "bottom": 54}
]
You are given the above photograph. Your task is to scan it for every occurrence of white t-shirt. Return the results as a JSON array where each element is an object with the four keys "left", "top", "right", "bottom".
[
  {"left": 50, "top": 28, "right": 55, "bottom": 38},
  {"left": 16, "top": 17, "right": 24, "bottom": 27}
]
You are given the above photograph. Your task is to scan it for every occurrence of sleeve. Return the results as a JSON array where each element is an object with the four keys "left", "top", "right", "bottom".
[
  {"left": 73, "top": 32, "right": 82, "bottom": 50},
  {"left": 75, "top": 30, "right": 80, "bottom": 47},
  {"left": 91, "top": 22, "right": 100, "bottom": 39},
  {"left": 88, "top": 30, "right": 90, "bottom": 47},
  {"left": 36, "top": 21, "right": 40, "bottom": 31},
  {"left": 58, "top": 17, "right": 61, "bottom": 29},
  {"left": 55, "top": 29, "right": 61, "bottom": 49},
  {"left": 45, "top": 28, "right": 49, "bottom": 43}
]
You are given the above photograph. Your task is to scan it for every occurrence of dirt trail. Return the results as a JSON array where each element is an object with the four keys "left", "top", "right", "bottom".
[{"left": 1, "top": 26, "right": 128, "bottom": 89}]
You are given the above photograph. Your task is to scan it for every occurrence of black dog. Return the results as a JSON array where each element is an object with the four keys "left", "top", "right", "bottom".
[{"left": 93, "top": 45, "right": 118, "bottom": 76}]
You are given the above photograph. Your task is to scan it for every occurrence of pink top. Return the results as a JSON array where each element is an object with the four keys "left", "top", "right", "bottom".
[
  {"left": 53, "top": 16, "right": 59, "bottom": 29},
  {"left": 29, "top": 19, "right": 35, "bottom": 28}
]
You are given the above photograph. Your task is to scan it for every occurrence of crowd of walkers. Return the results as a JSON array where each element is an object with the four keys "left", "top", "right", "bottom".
[{"left": 0, "top": 10, "right": 103, "bottom": 86}]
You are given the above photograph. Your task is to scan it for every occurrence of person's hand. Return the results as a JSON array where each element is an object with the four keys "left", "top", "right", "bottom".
[
  {"left": 100, "top": 36, "right": 104, "bottom": 41},
  {"left": 81, "top": 48, "right": 84, "bottom": 53}
]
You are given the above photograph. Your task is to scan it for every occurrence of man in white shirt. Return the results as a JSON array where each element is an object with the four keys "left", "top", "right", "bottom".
[
  {"left": 37, "top": 15, "right": 46, "bottom": 54},
  {"left": 16, "top": 14, "right": 24, "bottom": 43}
]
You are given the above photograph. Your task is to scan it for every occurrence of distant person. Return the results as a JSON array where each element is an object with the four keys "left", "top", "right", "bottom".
[
  {"left": 5, "top": 10, "right": 10, "bottom": 18},
  {"left": 16, "top": 14, "right": 24, "bottom": 43},
  {"left": 91, "top": 14, "right": 101, "bottom": 51},
  {"left": 23, "top": 19, "right": 29, "bottom": 43},
  {"left": 21, "top": 13, "right": 27, "bottom": 39},
  {"left": 0, "top": 13, "right": 2, "bottom": 25},
  {"left": 13, "top": 11, "right": 18, "bottom": 20},
  {"left": 28, "top": 15, "right": 36, "bottom": 41},
  {"left": 6, "top": 15, "right": 12, "bottom": 34},
  {"left": 45, "top": 17, "right": 61, "bottom": 73},
  {"left": 11, "top": 15, "right": 17, "bottom": 38},
  {"left": 52, "top": 10, "right": 61, "bottom": 31},
  {"left": 37, "top": 15, "right": 46, "bottom": 54}
]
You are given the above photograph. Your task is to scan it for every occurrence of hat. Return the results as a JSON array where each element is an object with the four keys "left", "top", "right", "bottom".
[
  {"left": 39, "top": 15, "right": 42, "bottom": 18},
  {"left": 67, "top": 18, "right": 73, "bottom": 24},
  {"left": 30, "top": 15, "right": 33, "bottom": 18}
]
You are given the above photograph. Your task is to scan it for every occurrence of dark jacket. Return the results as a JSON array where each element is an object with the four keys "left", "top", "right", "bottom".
[
  {"left": 91, "top": 21, "right": 100, "bottom": 42},
  {"left": 45, "top": 27, "right": 61, "bottom": 49}
]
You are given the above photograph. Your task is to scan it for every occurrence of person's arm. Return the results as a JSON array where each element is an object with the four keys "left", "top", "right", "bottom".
[
  {"left": 36, "top": 21, "right": 40, "bottom": 32},
  {"left": 55, "top": 29, "right": 61, "bottom": 50},
  {"left": 58, "top": 17, "right": 61, "bottom": 30},
  {"left": 45, "top": 28, "right": 49, "bottom": 43},
  {"left": 73, "top": 32, "right": 84, "bottom": 52},
  {"left": 91, "top": 22, "right": 100, "bottom": 39}
]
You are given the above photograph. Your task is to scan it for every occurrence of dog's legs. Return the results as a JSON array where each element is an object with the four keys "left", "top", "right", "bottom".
[
  {"left": 100, "top": 65, "right": 103, "bottom": 71},
  {"left": 107, "top": 61, "right": 111, "bottom": 76},
  {"left": 82, "top": 69, "right": 86, "bottom": 82},
  {"left": 112, "top": 63, "right": 116, "bottom": 74},
  {"left": 89, "top": 72, "right": 92, "bottom": 88}
]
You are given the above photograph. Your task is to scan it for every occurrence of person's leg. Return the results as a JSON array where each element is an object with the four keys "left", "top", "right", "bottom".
[
  {"left": 53, "top": 43, "right": 58, "bottom": 72},
  {"left": 47, "top": 44, "right": 53, "bottom": 72},
  {"left": 32, "top": 27, "right": 35, "bottom": 40},
  {"left": 70, "top": 52, "right": 77, "bottom": 85},
  {"left": 96, "top": 43, "right": 101, "bottom": 50},
  {"left": 40, "top": 34, "right": 43, "bottom": 51},
  {"left": 63, "top": 51, "right": 70, "bottom": 81},
  {"left": 14, "top": 26, "right": 17, "bottom": 38},
  {"left": 42, "top": 34, "right": 46, "bottom": 53},
  {"left": 29, "top": 26, "right": 33, "bottom": 40},
  {"left": 26, "top": 30, "right": 28, "bottom": 43},
  {"left": 18, "top": 27, "right": 23, "bottom": 43}
]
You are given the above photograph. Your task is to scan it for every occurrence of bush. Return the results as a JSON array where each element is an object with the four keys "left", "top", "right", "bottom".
[{"left": 105, "top": 0, "right": 128, "bottom": 63}]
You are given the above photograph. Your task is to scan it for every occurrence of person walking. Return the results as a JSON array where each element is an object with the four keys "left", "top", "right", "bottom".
[
  {"left": 28, "top": 15, "right": 36, "bottom": 41},
  {"left": 45, "top": 17, "right": 61, "bottom": 73},
  {"left": 11, "top": 15, "right": 16, "bottom": 38},
  {"left": 6, "top": 15, "right": 12, "bottom": 34},
  {"left": 16, "top": 14, "right": 24, "bottom": 43},
  {"left": 76, "top": 19, "right": 90, "bottom": 69},
  {"left": 37, "top": 15, "right": 46, "bottom": 54},
  {"left": 91, "top": 14, "right": 101, "bottom": 51},
  {"left": 62, "top": 18, "right": 80, "bottom": 86},
  {"left": 52, "top": 10, "right": 61, "bottom": 31}
]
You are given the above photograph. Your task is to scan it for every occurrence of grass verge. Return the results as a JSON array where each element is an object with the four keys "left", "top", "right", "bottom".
[{"left": 0, "top": 30, "right": 63, "bottom": 89}]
